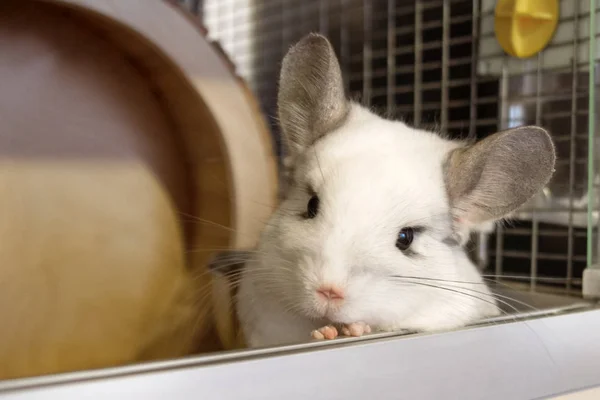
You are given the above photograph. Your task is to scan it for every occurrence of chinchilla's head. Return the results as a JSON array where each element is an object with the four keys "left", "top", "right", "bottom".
[{"left": 251, "top": 34, "right": 555, "bottom": 327}]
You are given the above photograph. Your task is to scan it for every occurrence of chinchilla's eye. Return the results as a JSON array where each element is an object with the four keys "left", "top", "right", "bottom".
[
  {"left": 396, "top": 227, "right": 414, "bottom": 251},
  {"left": 303, "top": 195, "right": 319, "bottom": 219}
]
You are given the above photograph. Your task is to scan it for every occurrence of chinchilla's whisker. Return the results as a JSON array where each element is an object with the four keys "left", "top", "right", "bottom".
[
  {"left": 392, "top": 279, "right": 505, "bottom": 314},
  {"left": 393, "top": 278, "right": 556, "bottom": 365},
  {"left": 480, "top": 274, "right": 566, "bottom": 283},
  {"left": 391, "top": 275, "right": 489, "bottom": 285},
  {"left": 391, "top": 275, "right": 539, "bottom": 312}
]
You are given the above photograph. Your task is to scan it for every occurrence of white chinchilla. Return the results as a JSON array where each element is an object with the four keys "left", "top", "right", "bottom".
[{"left": 232, "top": 34, "right": 556, "bottom": 347}]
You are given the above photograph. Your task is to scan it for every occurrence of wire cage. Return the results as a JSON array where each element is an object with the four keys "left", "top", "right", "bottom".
[
  {"left": 181, "top": 0, "right": 600, "bottom": 298},
  {"left": 2, "top": 1, "right": 600, "bottom": 399}
]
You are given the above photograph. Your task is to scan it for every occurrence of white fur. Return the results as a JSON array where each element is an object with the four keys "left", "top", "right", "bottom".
[{"left": 238, "top": 104, "right": 499, "bottom": 347}]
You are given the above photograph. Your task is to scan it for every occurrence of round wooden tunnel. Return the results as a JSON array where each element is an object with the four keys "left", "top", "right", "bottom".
[{"left": 0, "top": 0, "right": 277, "bottom": 379}]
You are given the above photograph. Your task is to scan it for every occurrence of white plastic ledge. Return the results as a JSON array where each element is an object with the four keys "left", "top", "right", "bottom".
[
  {"left": 1, "top": 308, "right": 600, "bottom": 400},
  {"left": 583, "top": 267, "right": 600, "bottom": 299}
]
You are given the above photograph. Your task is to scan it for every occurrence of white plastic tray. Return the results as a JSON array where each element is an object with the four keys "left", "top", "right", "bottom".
[{"left": 0, "top": 302, "right": 599, "bottom": 400}]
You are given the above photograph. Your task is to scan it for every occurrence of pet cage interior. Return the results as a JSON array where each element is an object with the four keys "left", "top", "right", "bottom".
[
  {"left": 1, "top": 0, "right": 600, "bottom": 398},
  {"left": 197, "top": 0, "right": 600, "bottom": 299}
]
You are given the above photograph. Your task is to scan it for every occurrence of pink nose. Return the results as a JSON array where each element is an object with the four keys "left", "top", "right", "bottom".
[{"left": 316, "top": 286, "right": 345, "bottom": 301}]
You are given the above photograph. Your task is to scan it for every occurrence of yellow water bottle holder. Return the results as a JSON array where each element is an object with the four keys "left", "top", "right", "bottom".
[{"left": 494, "top": 0, "right": 559, "bottom": 58}]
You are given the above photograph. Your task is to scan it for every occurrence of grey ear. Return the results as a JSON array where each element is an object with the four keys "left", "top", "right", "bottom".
[
  {"left": 278, "top": 33, "right": 350, "bottom": 159},
  {"left": 445, "top": 126, "right": 556, "bottom": 227}
]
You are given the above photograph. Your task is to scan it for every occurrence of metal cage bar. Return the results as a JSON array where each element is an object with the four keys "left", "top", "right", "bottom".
[{"left": 187, "top": 0, "right": 600, "bottom": 295}]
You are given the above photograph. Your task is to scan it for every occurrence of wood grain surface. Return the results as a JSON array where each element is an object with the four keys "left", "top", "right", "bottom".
[{"left": 0, "top": 0, "right": 276, "bottom": 379}]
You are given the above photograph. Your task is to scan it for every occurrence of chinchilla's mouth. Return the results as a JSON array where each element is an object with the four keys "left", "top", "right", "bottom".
[
  {"left": 324, "top": 310, "right": 353, "bottom": 325},
  {"left": 301, "top": 305, "right": 339, "bottom": 323}
]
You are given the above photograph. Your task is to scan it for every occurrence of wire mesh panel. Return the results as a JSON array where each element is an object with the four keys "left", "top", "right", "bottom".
[
  {"left": 195, "top": 0, "right": 503, "bottom": 148},
  {"left": 178, "top": 0, "right": 599, "bottom": 297},
  {"left": 477, "top": 0, "right": 599, "bottom": 295}
]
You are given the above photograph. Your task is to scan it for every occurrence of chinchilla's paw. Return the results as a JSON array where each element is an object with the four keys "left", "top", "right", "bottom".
[{"left": 311, "top": 322, "right": 371, "bottom": 340}]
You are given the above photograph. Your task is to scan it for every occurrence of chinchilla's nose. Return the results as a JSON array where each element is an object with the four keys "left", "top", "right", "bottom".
[{"left": 316, "top": 285, "right": 345, "bottom": 301}]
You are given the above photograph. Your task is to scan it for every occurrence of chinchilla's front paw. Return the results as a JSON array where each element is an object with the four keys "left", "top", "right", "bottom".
[{"left": 311, "top": 322, "right": 372, "bottom": 340}]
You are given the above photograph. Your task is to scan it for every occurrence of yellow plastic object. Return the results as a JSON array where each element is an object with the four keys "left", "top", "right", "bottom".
[{"left": 494, "top": 0, "right": 559, "bottom": 58}]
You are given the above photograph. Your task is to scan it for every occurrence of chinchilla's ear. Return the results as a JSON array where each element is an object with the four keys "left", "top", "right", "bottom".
[
  {"left": 445, "top": 125, "right": 555, "bottom": 231},
  {"left": 278, "top": 33, "right": 350, "bottom": 161}
]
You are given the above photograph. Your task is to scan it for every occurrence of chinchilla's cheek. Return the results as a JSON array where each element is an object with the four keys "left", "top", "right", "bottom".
[
  {"left": 414, "top": 232, "right": 454, "bottom": 256},
  {"left": 408, "top": 235, "right": 436, "bottom": 258}
]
